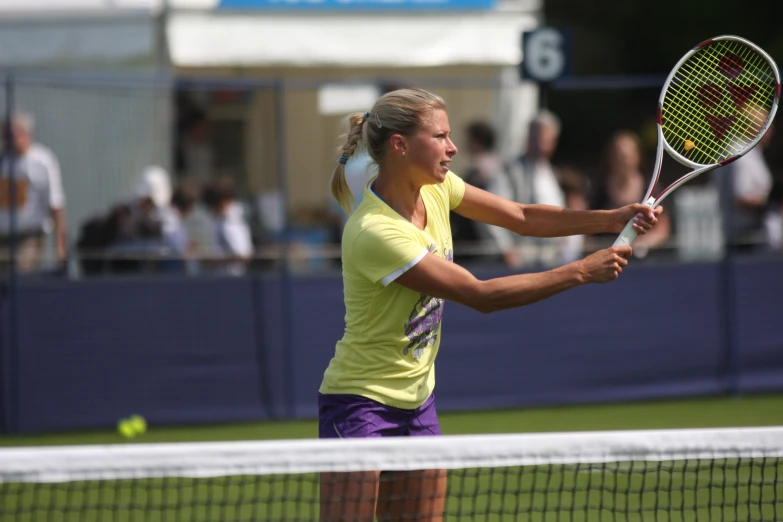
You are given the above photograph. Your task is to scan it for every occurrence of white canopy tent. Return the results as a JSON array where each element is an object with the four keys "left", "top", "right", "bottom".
[{"left": 167, "top": 11, "right": 535, "bottom": 68}]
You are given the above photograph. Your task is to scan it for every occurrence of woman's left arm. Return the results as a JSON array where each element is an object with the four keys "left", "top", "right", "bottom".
[{"left": 453, "top": 184, "right": 662, "bottom": 238}]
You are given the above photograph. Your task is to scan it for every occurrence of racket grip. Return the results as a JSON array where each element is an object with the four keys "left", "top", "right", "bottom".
[
  {"left": 612, "top": 197, "right": 656, "bottom": 247},
  {"left": 612, "top": 220, "right": 639, "bottom": 247}
]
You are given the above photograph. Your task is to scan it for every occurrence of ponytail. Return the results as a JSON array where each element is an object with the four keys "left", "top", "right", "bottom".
[
  {"left": 330, "top": 112, "right": 367, "bottom": 215},
  {"left": 331, "top": 90, "right": 445, "bottom": 215}
]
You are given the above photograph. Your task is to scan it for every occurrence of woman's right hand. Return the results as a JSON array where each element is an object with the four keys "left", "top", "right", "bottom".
[{"left": 579, "top": 246, "right": 632, "bottom": 283}]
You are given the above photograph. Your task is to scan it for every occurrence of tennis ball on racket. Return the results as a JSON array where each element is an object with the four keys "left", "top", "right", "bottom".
[
  {"left": 117, "top": 419, "right": 136, "bottom": 439},
  {"left": 129, "top": 415, "right": 147, "bottom": 435},
  {"left": 684, "top": 140, "right": 695, "bottom": 151}
]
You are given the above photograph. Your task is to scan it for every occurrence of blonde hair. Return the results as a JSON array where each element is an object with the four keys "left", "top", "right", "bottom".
[{"left": 330, "top": 88, "right": 447, "bottom": 215}]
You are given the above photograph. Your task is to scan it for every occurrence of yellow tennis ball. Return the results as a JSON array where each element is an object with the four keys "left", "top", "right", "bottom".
[
  {"left": 118, "top": 419, "right": 136, "bottom": 439},
  {"left": 684, "top": 140, "right": 695, "bottom": 151},
  {"left": 129, "top": 415, "right": 147, "bottom": 435}
]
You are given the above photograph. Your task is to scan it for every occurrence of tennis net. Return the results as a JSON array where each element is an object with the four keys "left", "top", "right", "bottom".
[{"left": 1, "top": 426, "right": 781, "bottom": 521}]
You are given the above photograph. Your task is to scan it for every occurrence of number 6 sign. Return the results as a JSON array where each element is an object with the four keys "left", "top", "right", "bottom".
[{"left": 521, "top": 27, "right": 570, "bottom": 83}]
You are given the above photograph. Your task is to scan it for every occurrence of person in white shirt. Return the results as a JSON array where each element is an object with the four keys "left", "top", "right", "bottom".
[
  {"left": 0, "top": 112, "right": 67, "bottom": 273},
  {"left": 484, "top": 111, "right": 569, "bottom": 268},
  {"left": 765, "top": 181, "right": 783, "bottom": 250},
  {"left": 161, "top": 181, "right": 199, "bottom": 257},
  {"left": 718, "top": 121, "right": 775, "bottom": 250},
  {"left": 202, "top": 177, "right": 253, "bottom": 276}
]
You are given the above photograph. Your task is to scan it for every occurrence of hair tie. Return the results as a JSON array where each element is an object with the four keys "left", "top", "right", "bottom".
[
  {"left": 363, "top": 111, "right": 370, "bottom": 121},
  {"left": 338, "top": 154, "right": 349, "bottom": 165}
]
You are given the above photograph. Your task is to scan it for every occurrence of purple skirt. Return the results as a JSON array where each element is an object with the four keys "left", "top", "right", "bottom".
[{"left": 318, "top": 392, "right": 442, "bottom": 438}]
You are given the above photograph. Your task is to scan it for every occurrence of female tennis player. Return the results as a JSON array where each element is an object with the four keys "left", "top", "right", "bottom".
[{"left": 318, "top": 88, "right": 661, "bottom": 522}]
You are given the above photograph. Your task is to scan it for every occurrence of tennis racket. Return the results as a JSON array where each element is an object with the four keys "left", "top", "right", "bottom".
[{"left": 614, "top": 35, "right": 780, "bottom": 247}]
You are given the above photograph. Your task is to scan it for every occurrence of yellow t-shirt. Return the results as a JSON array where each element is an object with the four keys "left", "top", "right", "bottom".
[{"left": 319, "top": 171, "right": 466, "bottom": 409}]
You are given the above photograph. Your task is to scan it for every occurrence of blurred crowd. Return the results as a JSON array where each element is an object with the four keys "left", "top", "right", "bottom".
[
  {"left": 0, "top": 111, "right": 256, "bottom": 278},
  {"left": 450, "top": 112, "right": 781, "bottom": 269},
  {"left": 0, "top": 100, "right": 781, "bottom": 279},
  {"left": 76, "top": 168, "right": 253, "bottom": 277}
]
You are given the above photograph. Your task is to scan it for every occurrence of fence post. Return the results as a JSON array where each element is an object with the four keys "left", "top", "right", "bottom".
[
  {"left": 719, "top": 251, "right": 740, "bottom": 397},
  {"left": 274, "top": 80, "right": 296, "bottom": 419},
  {"left": 5, "top": 75, "right": 21, "bottom": 433}
]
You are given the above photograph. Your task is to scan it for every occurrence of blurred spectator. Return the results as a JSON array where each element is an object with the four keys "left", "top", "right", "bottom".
[
  {"left": 462, "top": 120, "right": 506, "bottom": 190},
  {"left": 153, "top": 180, "right": 202, "bottom": 274},
  {"left": 717, "top": 118, "right": 775, "bottom": 251},
  {"left": 484, "top": 110, "right": 566, "bottom": 268},
  {"left": 451, "top": 120, "right": 507, "bottom": 264},
  {"left": 77, "top": 166, "right": 172, "bottom": 275},
  {"left": 591, "top": 130, "right": 671, "bottom": 258},
  {"left": 327, "top": 84, "right": 409, "bottom": 266},
  {"left": 202, "top": 177, "right": 253, "bottom": 276},
  {"left": 338, "top": 149, "right": 373, "bottom": 222},
  {"left": 118, "top": 166, "right": 172, "bottom": 245},
  {"left": 0, "top": 112, "right": 67, "bottom": 273},
  {"left": 329, "top": 84, "right": 408, "bottom": 232},
  {"left": 764, "top": 180, "right": 783, "bottom": 251},
  {"left": 558, "top": 166, "right": 591, "bottom": 263},
  {"left": 161, "top": 181, "right": 200, "bottom": 257}
]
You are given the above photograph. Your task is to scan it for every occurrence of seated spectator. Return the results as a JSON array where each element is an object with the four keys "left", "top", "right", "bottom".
[
  {"left": 202, "top": 177, "right": 253, "bottom": 276},
  {"left": 161, "top": 181, "right": 199, "bottom": 256},
  {"left": 77, "top": 166, "right": 173, "bottom": 274},
  {"left": 158, "top": 180, "right": 201, "bottom": 274}
]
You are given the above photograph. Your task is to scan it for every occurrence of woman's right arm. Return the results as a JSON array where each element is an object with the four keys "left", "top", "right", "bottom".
[{"left": 395, "top": 245, "right": 632, "bottom": 314}]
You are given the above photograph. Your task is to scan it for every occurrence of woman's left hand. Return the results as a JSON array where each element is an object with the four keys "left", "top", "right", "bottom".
[{"left": 611, "top": 204, "right": 664, "bottom": 234}]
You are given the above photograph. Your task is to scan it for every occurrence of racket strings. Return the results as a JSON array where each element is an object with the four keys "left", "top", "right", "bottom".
[
  {"left": 665, "top": 82, "right": 733, "bottom": 162},
  {"left": 667, "top": 45, "right": 767, "bottom": 160},
  {"left": 662, "top": 39, "right": 776, "bottom": 165},
  {"left": 665, "top": 66, "right": 737, "bottom": 162},
  {"left": 700, "top": 42, "right": 770, "bottom": 137},
  {"left": 681, "top": 44, "right": 764, "bottom": 140},
  {"left": 667, "top": 41, "right": 773, "bottom": 159},
  {"left": 677, "top": 41, "right": 771, "bottom": 136}
]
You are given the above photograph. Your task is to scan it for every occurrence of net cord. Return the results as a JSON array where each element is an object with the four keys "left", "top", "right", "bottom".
[{"left": 1, "top": 426, "right": 783, "bottom": 483}]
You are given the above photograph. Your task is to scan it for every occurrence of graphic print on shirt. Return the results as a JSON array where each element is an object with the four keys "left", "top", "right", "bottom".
[{"left": 402, "top": 244, "right": 453, "bottom": 359}]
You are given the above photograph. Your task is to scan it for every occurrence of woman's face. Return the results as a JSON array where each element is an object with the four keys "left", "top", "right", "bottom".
[
  {"left": 405, "top": 109, "right": 458, "bottom": 184},
  {"left": 608, "top": 135, "right": 641, "bottom": 173}
]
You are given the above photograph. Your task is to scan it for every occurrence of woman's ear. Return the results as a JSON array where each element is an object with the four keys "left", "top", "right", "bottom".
[{"left": 389, "top": 134, "right": 408, "bottom": 157}]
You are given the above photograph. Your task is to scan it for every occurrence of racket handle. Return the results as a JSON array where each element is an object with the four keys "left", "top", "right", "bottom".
[
  {"left": 612, "top": 220, "right": 638, "bottom": 247},
  {"left": 611, "top": 197, "right": 656, "bottom": 248}
]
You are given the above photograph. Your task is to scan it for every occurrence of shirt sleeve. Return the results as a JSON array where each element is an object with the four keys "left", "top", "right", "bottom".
[
  {"left": 444, "top": 171, "right": 466, "bottom": 210},
  {"left": 350, "top": 221, "right": 428, "bottom": 286},
  {"left": 222, "top": 219, "right": 253, "bottom": 257},
  {"left": 733, "top": 149, "right": 772, "bottom": 200},
  {"left": 41, "top": 148, "right": 65, "bottom": 209}
]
